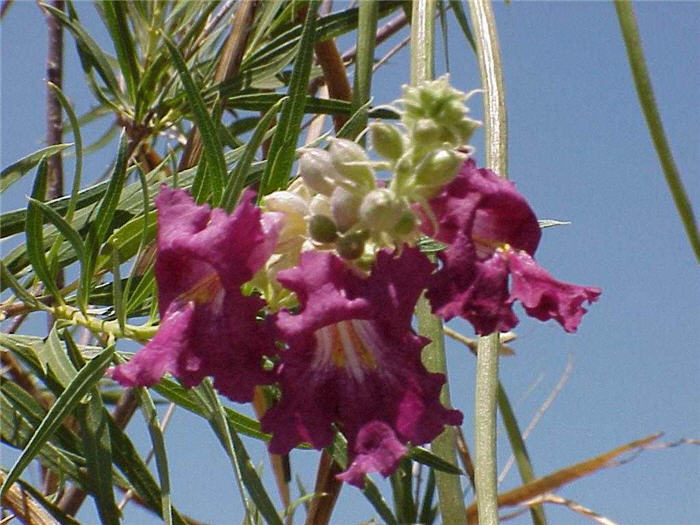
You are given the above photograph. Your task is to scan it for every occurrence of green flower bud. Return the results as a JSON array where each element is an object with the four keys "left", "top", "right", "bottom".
[
  {"left": 412, "top": 119, "right": 447, "bottom": 146},
  {"left": 330, "top": 186, "right": 361, "bottom": 232},
  {"left": 392, "top": 210, "right": 417, "bottom": 236},
  {"left": 414, "top": 149, "right": 462, "bottom": 188},
  {"left": 359, "top": 188, "right": 405, "bottom": 232},
  {"left": 336, "top": 230, "right": 369, "bottom": 260},
  {"left": 328, "top": 139, "right": 375, "bottom": 190},
  {"left": 308, "top": 214, "right": 338, "bottom": 243},
  {"left": 369, "top": 122, "right": 404, "bottom": 161},
  {"left": 299, "top": 149, "right": 336, "bottom": 195}
]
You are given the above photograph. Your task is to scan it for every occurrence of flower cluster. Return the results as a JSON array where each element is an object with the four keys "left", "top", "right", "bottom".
[{"left": 111, "top": 77, "right": 599, "bottom": 487}]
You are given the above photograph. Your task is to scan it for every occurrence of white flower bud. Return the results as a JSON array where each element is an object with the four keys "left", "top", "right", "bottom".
[
  {"left": 309, "top": 194, "right": 331, "bottom": 217},
  {"left": 328, "top": 138, "right": 375, "bottom": 190},
  {"left": 298, "top": 149, "right": 336, "bottom": 195},
  {"left": 330, "top": 185, "right": 361, "bottom": 232},
  {"left": 262, "top": 190, "right": 308, "bottom": 217}
]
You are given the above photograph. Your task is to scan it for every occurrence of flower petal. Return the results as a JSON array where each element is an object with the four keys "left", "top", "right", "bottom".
[
  {"left": 263, "top": 248, "right": 462, "bottom": 483},
  {"left": 508, "top": 250, "right": 601, "bottom": 332},
  {"left": 336, "top": 421, "right": 408, "bottom": 488},
  {"left": 111, "top": 187, "right": 278, "bottom": 402},
  {"left": 111, "top": 302, "right": 198, "bottom": 387}
]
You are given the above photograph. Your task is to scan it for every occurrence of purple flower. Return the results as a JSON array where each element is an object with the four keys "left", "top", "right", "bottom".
[
  {"left": 425, "top": 160, "right": 600, "bottom": 335},
  {"left": 111, "top": 187, "right": 282, "bottom": 402},
  {"left": 261, "top": 247, "right": 463, "bottom": 487}
]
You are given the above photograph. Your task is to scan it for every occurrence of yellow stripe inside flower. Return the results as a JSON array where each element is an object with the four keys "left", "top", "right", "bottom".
[
  {"left": 313, "top": 320, "right": 379, "bottom": 379},
  {"left": 178, "top": 272, "right": 223, "bottom": 305}
]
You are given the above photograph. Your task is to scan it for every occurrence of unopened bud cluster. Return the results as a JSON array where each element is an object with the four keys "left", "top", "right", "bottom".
[{"left": 264, "top": 75, "right": 481, "bottom": 272}]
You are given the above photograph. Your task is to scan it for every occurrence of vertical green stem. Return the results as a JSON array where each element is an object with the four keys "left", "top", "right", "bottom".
[
  {"left": 614, "top": 0, "right": 699, "bottom": 261},
  {"left": 410, "top": 0, "right": 435, "bottom": 85},
  {"left": 353, "top": 0, "right": 378, "bottom": 138},
  {"left": 412, "top": 2, "right": 465, "bottom": 524},
  {"left": 417, "top": 297, "right": 465, "bottom": 525},
  {"left": 468, "top": 0, "right": 507, "bottom": 523}
]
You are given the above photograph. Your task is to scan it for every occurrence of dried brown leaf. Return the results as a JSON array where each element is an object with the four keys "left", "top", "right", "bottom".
[{"left": 466, "top": 433, "right": 662, "bottom": 523}]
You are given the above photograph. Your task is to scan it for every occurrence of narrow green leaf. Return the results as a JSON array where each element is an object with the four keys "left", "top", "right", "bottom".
[
  {"left": 190, "top": 157, "right": 210, "bottom": 204},
  {"left": 48, "top": 83, "right": 83, "bottom": 224},
  {"left": 25, "top": 159, "right": 63, "bottom": 302},
  {"left": 79, "top": 389, "right": 121, "bottom": 525},
  {"left": 101, "top": 0, "right": 141, "bottom": 102},
  {"left": 197, "top": 381, "right": 283, "bottom": 525},
  {"left": 153, "top": 379, "right": 269, "bottom": 442},
  {"left": 106, "top": 415, "right": 189, "bottom": 525},
  {"left": 223, "top": 97, "right": 285, "bottom": 210},
  {"left": 363, "top": 478, "right": 399, "bottom": 525},
  {"left": 448, "top": 0, "right": 477, "bottom": 53},
  {"left": 243, "top": 2, "right": 402, "bottom": 71},
  {"left": 42, "top": 2, "right": 126, "bottom": 104},
  {"left": 137, "top": 388, "right": 173, "bottom": 525},
  {"left": 0, "top": 379, "right": 82, "bottom": 453},
  {"left": 418, "top": 468, "right": 437, "bottom": 525},
  {"left": 27, "top": 197, "right": 87, "bottom": 269},
  {"left": 0, "top": 261, "right": 44, "bottom": 311},
  {"left": 0, "top": 333, "right": 63, "bottom": 394},
  {"left": 1, "top": 179, "right": 109, "bottom": 239},
  {"left": 0, "top": 393, "right": 88, "bottom": 488},
  {"left": 390, "top": 459, "right": 417, "bottom": 524},
  {"left": 79, "top": 131, "right": 129, "bottom": 310},
  {"left": 33, "top": 325, "right": 78, "bottom": 388},
  {"left": 90, "top": 131, "right": 131, "bottom": 247},
  {"left": 163, "top": 34, "right": 226, "bottom": 204},
  {"left": 259, "top": 0, "right": 322, "bottom": 196},
  {"left": 1, "top": 144, "right": 72, "bottom": 193},
  {"left": 122, "top": 168, "right": 151, "bottom": 317},
  {"left": 498, "top": 382, "right": 547, "bottom": 525},
  {"left": 409, "top": 446, "right": 463, "bottom": 475},
  {"left": 614, "top": 0, "right": 700, "bottom": 261},
  {"left": 111, "top": 242, "right": 125, "bottom": 331},
  {"left": 0, "top": 345, "right": 115, "bottom": 498}
]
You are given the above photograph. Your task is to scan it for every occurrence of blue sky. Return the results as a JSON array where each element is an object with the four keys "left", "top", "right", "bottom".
[{"left": 2, "top": 2, "right": 698, "bottom": 524}]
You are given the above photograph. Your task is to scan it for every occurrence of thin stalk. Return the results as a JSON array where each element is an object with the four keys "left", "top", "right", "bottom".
[
  {"left": 410, "top": 0, "right": 434, "bottom": 85},
  {"left": 412, "top": 1, "right": 464, "bottom": 523},
  {"left": 417, "top": 297, "right": 465, "bottom": 525},
  {"left": 468, "top": 0, "right": 507, "bottom": 523},
  {"left": 41, "top": 0, "right": 64, "bottom": 498},
  {"left": 614, "top": 0, "right": 699, "bottom": 261},
  {"left": 351, "top": 0, "right": 379, "bottom": 139}
]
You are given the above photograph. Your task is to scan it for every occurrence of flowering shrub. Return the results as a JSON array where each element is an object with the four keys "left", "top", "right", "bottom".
[{"left": 112, "top": 78, "right": 599, "bottom": 486}]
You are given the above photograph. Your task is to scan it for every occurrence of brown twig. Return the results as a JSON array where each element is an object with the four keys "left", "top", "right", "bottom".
[
  {"left": 0, "top": 0, "right": 13, "bottom": 19},
  {"left": 304, "top": 450, "right": 343, "bottom": 525},
  {"left": 0, "top": 472, "right": 58, "bottom": 525},
  {"left": 178, "top": 0, "right": 258, "bottom": 171},
  {"left": 308, "top": 10, "right": 409, "bottom": 95}
]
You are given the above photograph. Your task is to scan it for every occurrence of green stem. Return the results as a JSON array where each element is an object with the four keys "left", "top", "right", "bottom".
[
  {"left": 410, "top": 0, "right": 435, "bottom": 85},
  {"left": 50, "top": 304, "right": 156, "bottom": 341},
  {"left": 416, "top": 296, "right": 465, "bottom": 525},
  {"left": 468, "top": 0, "right": 507, "bottom": 523},
  {"left": 411, "top": 5, "right": 464, "bottom": 523},
  {"left": 614, "top": 0, "right": 700, "bottom": 262},
  {"left": 352, "top": 0, "right": 379, "bottom": 139}
]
